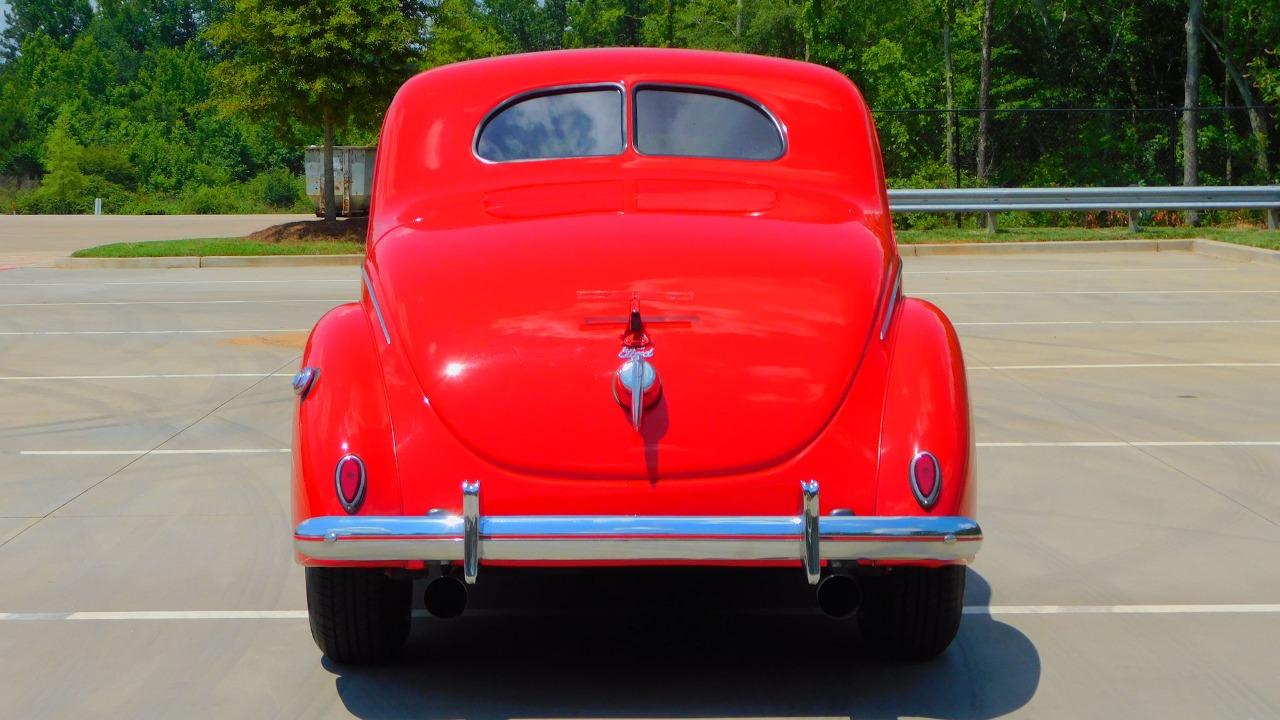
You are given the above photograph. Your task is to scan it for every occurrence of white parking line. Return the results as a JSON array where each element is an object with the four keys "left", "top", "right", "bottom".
[
  {"left": 967, "top": 604, "right": 1280, "bottom": 615},
  {"left": 0, "top": 280, "right": 355, "bottom": 287},
  {"left": 955, "top": 319, "right": 1280, "bottom": 326},
  {"left": 15, "top": 442, "right": 1280, "bottom": 455},
  {"left": 1, "top": 604, "right": 1278, "bottom": 621},
  {"left": 906, "top": 267, "right": 1235, "bottom": 275},
  {"left": 921, "top": 289, "right": 1280, "bottom": 296},
  {"left": 15, "top": 449, "right": 291, "bottom": 456},
  {"left": 979, "top": 441, "right": 1280, "bottom": 448},
  {"left": 0, "top": 329, "right": 309, "bottom": 336},
  {"left": 0, "top": 373, "right": 293, "bottom": 381},
  {"left": 971, "top": 362, "right": 1280, "bottom": 370},
  {"left": 0, "top": 300, "right": 346, "bottom": 307}
]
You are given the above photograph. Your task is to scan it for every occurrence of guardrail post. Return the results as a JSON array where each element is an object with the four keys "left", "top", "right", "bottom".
[
  {"left": 1269, "top": 209, "right": 1278, "bottom": 231},
  {"left": 984, "top": 211, "right": 997, "bottom": 234},
  {"left": 1128, "top": 211, "right": 1140, "bottom": 233}
]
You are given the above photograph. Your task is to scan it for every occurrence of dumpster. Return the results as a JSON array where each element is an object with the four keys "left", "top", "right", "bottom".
[{"left": 305, "top": 146, "right": 376, "bottom": 217}]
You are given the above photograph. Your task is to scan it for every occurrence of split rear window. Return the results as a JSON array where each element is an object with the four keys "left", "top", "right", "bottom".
[
  {"left": 475, "top": 85, "right": 784, "bottom": 162},
  {"left": 476, "top": 88, "right": 625, "bottom": 162},
  {"left": 633, "top": 87, "right": 784, "bottom": 160}
]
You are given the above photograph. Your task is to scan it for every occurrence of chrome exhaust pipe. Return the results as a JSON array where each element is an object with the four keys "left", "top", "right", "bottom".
[
  {"left": 423, "top": 576, "right": 468, "bottom": 619},
  {"left": 816, "top": 574, "right": 861, "bottom": 618}
]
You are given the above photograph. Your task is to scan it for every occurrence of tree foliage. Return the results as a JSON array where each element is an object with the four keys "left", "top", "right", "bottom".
[{"left": 1, "top": 0, "right": 1279, "bottom": 217}]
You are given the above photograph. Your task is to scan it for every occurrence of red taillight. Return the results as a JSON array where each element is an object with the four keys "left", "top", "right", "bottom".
[
  {"left": 910, "top": 451, "right": 941, "bottom": 508},
  {"left": 335, "top": 455, "right": 366, "bottom": 514}
]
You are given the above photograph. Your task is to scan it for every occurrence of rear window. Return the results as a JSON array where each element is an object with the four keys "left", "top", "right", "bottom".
[
  {"left": 476, "top": 87, "right": 624, "bottom": 162},
  {"left": 633, "top": 87, "right": 784, "bottom": 160}
]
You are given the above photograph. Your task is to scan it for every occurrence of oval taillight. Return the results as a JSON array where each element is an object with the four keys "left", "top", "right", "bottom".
[
  {"left": 335, "top": 455, "right": 366, "bottom": 514},
  {"left": 910, "top": 451, "right": 941, "bottom": 509}
]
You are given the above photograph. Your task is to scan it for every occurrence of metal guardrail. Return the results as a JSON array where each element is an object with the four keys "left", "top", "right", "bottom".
[{"left": 887, "top": 185, "right": 1280, "bottom": 231}]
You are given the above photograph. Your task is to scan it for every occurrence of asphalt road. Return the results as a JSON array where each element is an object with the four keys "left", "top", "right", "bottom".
[{"left": 1, "top": 249, "right": 1278, "bottom": 718}]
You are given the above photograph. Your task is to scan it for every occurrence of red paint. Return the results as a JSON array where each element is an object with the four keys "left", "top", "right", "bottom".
[{"left": 292, "top": 49, "right": 975, "bottom": 570}]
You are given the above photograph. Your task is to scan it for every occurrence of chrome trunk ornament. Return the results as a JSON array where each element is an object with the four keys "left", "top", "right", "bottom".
[{"left": 612, "top": 298, "right": 662, "bottom": 431}]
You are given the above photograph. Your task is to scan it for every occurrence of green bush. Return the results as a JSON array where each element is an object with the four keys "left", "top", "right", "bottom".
[
  {"left": 80, "top": 147, "right": 139, "bottom": 190},
  {"left": 180, "top": 185, "right": 250, "bottom": 214},
  {"left": 247, "top": 168, "right": 304, "bottom": 209},
  {"left": 117, "top": 193, "right": 183, "bottom": 215}
]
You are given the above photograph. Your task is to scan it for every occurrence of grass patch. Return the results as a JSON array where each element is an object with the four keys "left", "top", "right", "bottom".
[
  {"left": 72, "top": 238, "right": 363, "bottom": 258},
  {"left": 896, "top": 226, "right": 1280, "bottom": 250}
]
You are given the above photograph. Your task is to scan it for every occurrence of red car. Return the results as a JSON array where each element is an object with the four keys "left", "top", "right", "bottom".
[{"left": 292, "top": 48, "right": 980, "bottom": 663}]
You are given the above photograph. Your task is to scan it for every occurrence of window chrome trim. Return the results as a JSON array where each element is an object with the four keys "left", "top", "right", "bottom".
[
  {"left": 334, "top": 455, "right": 367, "bottom": 515},
  {"left": 909, "top": 451, "right": 942, "bottom": 509},
  {"left": 472, "top": 82, "right": 628, "bottom": 164},
  {"left": 361, "top": 267, "right": 391, "bottom": 345},
  {"left": 630, "top": 82, "right": 789, "bottom": 161}
]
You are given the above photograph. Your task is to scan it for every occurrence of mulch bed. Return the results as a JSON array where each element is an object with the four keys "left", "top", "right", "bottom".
[{"left": 246, "top": 216, "right": 368, "bottom": 243}]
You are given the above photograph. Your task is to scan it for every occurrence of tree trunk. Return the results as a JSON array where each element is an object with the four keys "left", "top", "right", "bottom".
[
  {"left": 1201, "top": 24, "right": 1270, "bottom": 180},
  {"left": 1182, "top": 0, "right": 1202, "bottom": 227},
  {"left": 1222, "top": 0, "right": 1231, "bottom": 185},
  {"left": 736, "top": 0, "right": 743, "bottom": 38},
  {"left": 976, "top": 0, "right": 994, "bottom": 231},
  {"left": 943, "top": 0, "right": 956, "bottom": 173},
  {"left": 944, "top": 0, "right": 959, "bottom": 226},
  {"left": 322, "top": 107, "right": 336, "bottom": 223},
  {"left": 666, "top": 0, "right": 674, "bottom": 46}
]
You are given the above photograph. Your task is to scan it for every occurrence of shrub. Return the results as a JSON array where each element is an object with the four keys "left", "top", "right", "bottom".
[
  {"left": 247, "top": 168, "right": 304, "bottom": 209},
  {"left": 117, "top": 193, "right": 183, "bottom": 215},
  {"left": 81, "top": 147, "right": 139, "bottom": 190},
  {"left": 180, "top": 185, "right": 249, "bottom": 214}
]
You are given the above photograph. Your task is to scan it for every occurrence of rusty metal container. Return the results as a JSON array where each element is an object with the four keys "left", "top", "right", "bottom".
[{"left": 305, "top": 145, "right": 376, "bottom": 217}]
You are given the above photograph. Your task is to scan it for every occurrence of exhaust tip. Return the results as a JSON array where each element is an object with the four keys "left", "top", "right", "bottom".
[
  {"left": 423, "top": 576, "right": 468, "bottom": 619},
  {"left": 816, "top": 574, "right": 861, "bottom": 618}
]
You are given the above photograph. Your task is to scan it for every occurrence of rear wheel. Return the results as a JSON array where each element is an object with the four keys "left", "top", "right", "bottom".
[
  {"left": 856, "top": 565, "right": 965, "bottom": 661},
  {"left": 305, "top": 567, "right": 412, "bottom": 664}
]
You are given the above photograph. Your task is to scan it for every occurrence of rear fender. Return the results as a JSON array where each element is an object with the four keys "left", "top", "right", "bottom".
[
  {"left": 292, "top": 303, "right": 402, "bottom": 540},
  {"left": 874, "top": 298, "right": 975, "bottom": 518}
]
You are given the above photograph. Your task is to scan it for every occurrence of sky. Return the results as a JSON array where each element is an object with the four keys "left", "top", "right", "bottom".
[{"left": 0, "top": 3, "right": 8, "bottom": 35}]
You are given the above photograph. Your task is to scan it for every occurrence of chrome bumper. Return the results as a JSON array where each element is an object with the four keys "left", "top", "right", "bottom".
[{"left": 294, "top": 481, "right": 982, "bottom": 585}]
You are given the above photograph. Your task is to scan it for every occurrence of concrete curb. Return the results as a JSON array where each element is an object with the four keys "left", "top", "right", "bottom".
[
  {"left": 50, "top": 240, "right": 1278, "bottom": 267},
  {"left": 55, "top": 254, "right": 364, "bottom": 269},
  {"left": 1190, "top": 239, "right": 1280, "bottom": 265},
  {"left": 901, "top": 238, "right": 1197, "bottom": 256},
  {"left": 54, "top": 256, "right": 200, "bottom": 269}
]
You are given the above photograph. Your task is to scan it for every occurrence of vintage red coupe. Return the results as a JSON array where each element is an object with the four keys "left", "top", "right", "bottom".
[{"left": 292, "top": 48, "right": 980, "bottom": 663}]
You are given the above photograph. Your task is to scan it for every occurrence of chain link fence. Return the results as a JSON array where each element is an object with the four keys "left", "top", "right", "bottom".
[{"left": 873, "top": 106, "right": 1277, "bottom": 189}]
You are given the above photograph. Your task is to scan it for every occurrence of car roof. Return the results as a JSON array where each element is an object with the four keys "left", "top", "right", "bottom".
[{"left": 370, "top": 49, "right": 890, "bottom": 241}]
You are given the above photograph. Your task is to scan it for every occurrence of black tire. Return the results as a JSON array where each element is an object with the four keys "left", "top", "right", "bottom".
[
  {"left": 305, "top": 567, "right": 412, "bottom": 664},
  {"left": 856, "top": 565, "right": 966, "bottom": 661}
]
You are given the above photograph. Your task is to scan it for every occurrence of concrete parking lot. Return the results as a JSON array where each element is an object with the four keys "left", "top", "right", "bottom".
[{"left": 1, "top": 248, "right": 1278, "bottom": 718}]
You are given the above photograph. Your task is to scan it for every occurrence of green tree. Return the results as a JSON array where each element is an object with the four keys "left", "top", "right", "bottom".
[
  {"left": 423, "top": 0, "right": 509, "bottom": 67},
  {"left": 206, "top": 0, "right": 422, "bottom": 220},
  {"left": 27, "top": 109, "right": 89, "bottom": 213},
  {"left": 1, "top": 0, "right": 94, "bottom": 59}
]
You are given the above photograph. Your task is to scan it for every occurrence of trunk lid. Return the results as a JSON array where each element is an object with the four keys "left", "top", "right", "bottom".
[{"left": 374, "top": 208, "right": 888, "bottom": 479}]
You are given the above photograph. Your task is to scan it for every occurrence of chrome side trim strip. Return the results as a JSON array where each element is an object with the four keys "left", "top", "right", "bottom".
[
  {"left": 879, "top": 258, "right": 902, "bottom": 341},
  {"left": 462, "top": 481, "right": 480, "bottom": 584},
  {"left": 800, "top": 480, "right": 820, "bottom": 584},
  {"left": 361, "top": 267, "right": 392, "bottom": 345}
]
